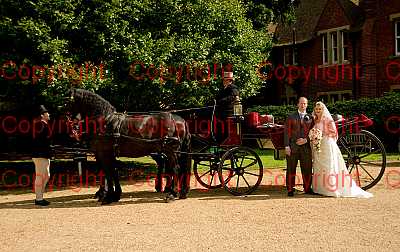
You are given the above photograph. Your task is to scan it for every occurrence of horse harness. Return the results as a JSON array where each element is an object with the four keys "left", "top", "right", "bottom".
[{"left": 106, "top": 112, "right": 182, "bottom": 157}]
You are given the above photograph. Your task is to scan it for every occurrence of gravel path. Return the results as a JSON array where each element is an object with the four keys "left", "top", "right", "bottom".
[{"left": 1, "top": 167, "right": 400, "bottom": 252}]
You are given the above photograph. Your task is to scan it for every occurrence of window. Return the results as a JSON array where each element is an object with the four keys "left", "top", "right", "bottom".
[
  {"left": 316, "top": 91, "right": 352, "bottom": 103},
  {"left": 322, "top": 34, "right": 328, "bottom": 64},
  {"left": 283, "top": 47, "right": 298, "bottom": 65},
  {"left": 284, "top": 47, "right": 291, "bottom": 65},
  {"left": 293, "top": 47, "right": 298, "bottom": 65},
  {"left": 318, "top": 94, "right": 329, "bottom": 103},
  {"left": 331, "top": 32, "right": 338, "bottom": 63},
  {"left": 342, "top": 93, "right": 351, "bottom": 100},
  {"left": 395, "top": 21, "right": 400, "bottom": 56},
  {"left": 319, "top": 28, "right": 349, "bottom": 65},
  {"left": 341, "top": 31, "right": 349, "bottom": 61}
]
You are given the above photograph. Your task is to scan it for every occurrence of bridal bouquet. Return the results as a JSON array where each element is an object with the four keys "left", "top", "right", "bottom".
[{"left": 308, "top": 128, "right": 322, "bottom": 152}]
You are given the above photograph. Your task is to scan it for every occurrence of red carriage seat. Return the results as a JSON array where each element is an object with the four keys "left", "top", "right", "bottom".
[{"left": 246, "top": 112, "right": 274, "bottom": 128}]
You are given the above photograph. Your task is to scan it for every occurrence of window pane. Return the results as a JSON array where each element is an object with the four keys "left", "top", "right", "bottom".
[
  {"left": 317, "top": 95, "right": 328, "bottom": 103},
  {"left": 332, "top": 33, "right": 338, "bottom": 62},
  {"left": 342, "top": 93, "right": 351, "bottom": 101},
  {"left": 342, "top": 31, "right": 349, "bottom": 61},
  {"left": 284, "top": 48, "right": 291, "bottom": 65},
  {"left": 342, "top": 31, "right": 348, "bottom": 44},
  {"left": 322, "top": 34, "right": 328, "bottom": 64},
  {"left": 397, "top": 22, "right": 400, "bottom": 37},
  {"left": 343, "top": 47, "right": 348, "bottom": 61},
  {"left": 333, "top": 49, "right": 337, "bottom": 62},
  {"left": 293, "top": 48, "right": 298, "bottom": 64},
  {"left": 332, "top": 33, "right": 338, "bottom": 47},
  {"left": 397, "top": 38, "right": 400, "bottom": 55},
  {"left": 331, "top": 94, "right": 339, "bottom": 103}
]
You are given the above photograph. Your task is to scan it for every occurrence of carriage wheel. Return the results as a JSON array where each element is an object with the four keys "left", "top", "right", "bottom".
[
  {"left": 337, "top": 130, "right": 386, "bottom": 190},
  {"left": 193, "top": 146, "right": 232, "bottom": 189},
  {"left": 218, "top": 146, "right": 263, "bottom": 196}
]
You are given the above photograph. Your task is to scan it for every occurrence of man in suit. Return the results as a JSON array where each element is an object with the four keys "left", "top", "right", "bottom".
[{"left": 284, "top": 97, "right": 314, "bottom": 196}]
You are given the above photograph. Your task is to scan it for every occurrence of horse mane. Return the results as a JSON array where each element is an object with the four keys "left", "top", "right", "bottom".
[{"left": 72, "top": 88, "right": 116, "bottom": 118}]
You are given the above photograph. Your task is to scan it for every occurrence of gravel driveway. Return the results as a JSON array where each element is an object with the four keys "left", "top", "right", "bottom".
[{"left": 0, "top": 167, "right": 400, "bottom": 252}]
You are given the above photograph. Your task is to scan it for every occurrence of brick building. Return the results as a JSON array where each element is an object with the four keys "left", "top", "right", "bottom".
[{"left": 266, "top": 0, "right": 400, "bottom": 104}]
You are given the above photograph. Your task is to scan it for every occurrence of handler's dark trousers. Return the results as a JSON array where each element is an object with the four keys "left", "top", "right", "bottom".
[{"left": 286, "top": 145, "right": 313, "bottom": 192}]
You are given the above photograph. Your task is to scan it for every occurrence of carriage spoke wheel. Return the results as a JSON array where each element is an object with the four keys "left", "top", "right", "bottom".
[
  {"left": 193, "top": 146, "right": 231, "bottom": 189},
  {"left": 218, "top": 146, "right": 263, "bottom": 196},
  {"left": 338, "top": 130, "right": 386, "bottom": 190}
]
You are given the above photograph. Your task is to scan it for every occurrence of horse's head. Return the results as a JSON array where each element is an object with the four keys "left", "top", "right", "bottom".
[
  {"left": 63, "top": 88, "right": 80, "bottom": 118},
  {"left": 63, "top": 88, "right": 116, "bottom": 122}
]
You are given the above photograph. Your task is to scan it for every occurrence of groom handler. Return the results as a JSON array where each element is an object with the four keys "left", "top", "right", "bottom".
[{"left": 284, "top": 97, "right": 314, "bottom": 196}]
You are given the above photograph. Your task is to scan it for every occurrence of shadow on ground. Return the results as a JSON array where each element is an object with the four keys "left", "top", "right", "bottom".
[{"left": 0, "top": 184, "right": 321, "bottom": 209}]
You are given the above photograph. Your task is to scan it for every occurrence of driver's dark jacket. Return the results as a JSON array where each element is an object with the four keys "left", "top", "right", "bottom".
[{"left": 216, "top": 83, "right": 239, "bottom": 118}]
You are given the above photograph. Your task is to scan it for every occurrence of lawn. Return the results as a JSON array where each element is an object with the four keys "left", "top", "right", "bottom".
[{"left": 119, "top": 149, "right": 399, "bottom": 171}]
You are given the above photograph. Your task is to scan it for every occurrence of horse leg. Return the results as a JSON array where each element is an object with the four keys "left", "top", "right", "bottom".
[
  {"left": 152, "top": 154, "right": 165, "bottom": 193},
  {"left": 178, "top": 134, "right": 191, "bottom": 199},
  {"left": 163, "top": 149, "right": 178, "bottom": 203},
  {"left": 94, "top": 154, "right": 105, "bottom": 201},
  {"left": 99, "top": 155, "right": 116, "bottom": 205},
  {"left": 112, "top": 157, "right": 122, "bottom": 202},
  {"left": 178, "top": 152, "right": 191, "bottom": 199},
  {"left": 94, "top": 180, "right": 105, "bottom": 202}
]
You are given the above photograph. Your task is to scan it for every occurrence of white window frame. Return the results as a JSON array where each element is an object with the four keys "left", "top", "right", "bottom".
[
  {"left": 322, "top": 34, "right": 328, "bottom": 65},
  {"left": 318, "top": 26, "right": 350, "bottom": 65},
  {"left": 395, "top": 21, "right": 400, "bottom": 56},
  {"left": 331, "top": 32, "right": 338, "bottom": 64},
  {"left": 341, "top": 31, "right": 349, "bottom": 62}
]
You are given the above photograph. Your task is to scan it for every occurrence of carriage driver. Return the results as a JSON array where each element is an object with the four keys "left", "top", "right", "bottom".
[{"left": 215, "top": 71, "right": 240, "bottom": 143}]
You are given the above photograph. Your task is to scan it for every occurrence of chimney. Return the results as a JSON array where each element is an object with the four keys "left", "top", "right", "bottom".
[{"left": 360, "top": 0, "right": 378, "bottom": 18}]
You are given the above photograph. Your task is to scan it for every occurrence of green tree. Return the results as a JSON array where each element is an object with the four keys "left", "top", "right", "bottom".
[{"left": 0, "top": 0, "right": 296, "bottom": 111}]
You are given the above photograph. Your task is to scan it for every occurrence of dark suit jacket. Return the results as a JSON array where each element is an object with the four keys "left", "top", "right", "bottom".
[
  {"left": 284, "top": 111, "right": 314, "bottom": 153},
  {"left": 31, "top": 120, "right": 52, "bottom": 158}
]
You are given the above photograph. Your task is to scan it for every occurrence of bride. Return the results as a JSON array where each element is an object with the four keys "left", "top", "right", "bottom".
[{"left": 311, "top": 102, "right": 373, "bottom": 198}]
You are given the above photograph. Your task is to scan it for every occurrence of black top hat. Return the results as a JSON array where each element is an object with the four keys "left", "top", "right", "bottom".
[{"left": 38, "top": 105, "right": 48, "bottom": 115}]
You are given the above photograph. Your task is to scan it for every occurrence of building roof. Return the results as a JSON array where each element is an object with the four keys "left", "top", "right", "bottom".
[{"left": 273, "top": 0, "right": 363, "bottom": 47}]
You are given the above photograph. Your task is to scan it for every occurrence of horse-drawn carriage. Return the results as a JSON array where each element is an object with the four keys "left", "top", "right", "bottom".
[{"left": 1, "top": 89, "right": 387, "bottom": 202}]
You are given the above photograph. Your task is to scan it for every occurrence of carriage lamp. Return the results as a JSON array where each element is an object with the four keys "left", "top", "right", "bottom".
[
  {"left": 233, "top": 96, "right": 243, "bottom": 136},
  {"left": 233, "top": 96, "right": 243, "bottom": 117}
]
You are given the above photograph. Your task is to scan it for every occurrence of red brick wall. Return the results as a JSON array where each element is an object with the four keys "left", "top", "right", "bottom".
[
  {"left": 316, "top": 0, "right": 352, "bottom": 31},
  {"left": 270, "top": 0, "right": 400, "bottom": 104},
  {"left": 271, "top": 0, "right": 356, "bottom": 102},
  {"left": 377, "top": 0, "right": 400, "bottom": 94},
  {"left": 361, "top": 0, "right": 400, "bottom": 97}
]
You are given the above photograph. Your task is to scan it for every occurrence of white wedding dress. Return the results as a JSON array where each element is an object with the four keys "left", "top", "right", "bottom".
[{"left": 311, "top": 105, "right": 373, "bottom": 198}]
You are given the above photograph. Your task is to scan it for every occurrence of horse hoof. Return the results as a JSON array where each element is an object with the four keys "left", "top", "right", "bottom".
[
  {"left": 179, "top": 194, "right": 187, "bottom": 199},
  {"left": 164, "top": 194, "right": 175, "bottom": 203},
  {"left": 101, "top": 197, "right": 113, "bottom": 205}
]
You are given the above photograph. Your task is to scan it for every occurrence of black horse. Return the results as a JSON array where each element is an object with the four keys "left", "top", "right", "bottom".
[{"left": 65, "top": 88, "right": 191, "bottom": 204}]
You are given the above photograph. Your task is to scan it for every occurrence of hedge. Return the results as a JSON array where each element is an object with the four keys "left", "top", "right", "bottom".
[{"left": 249, "top": 92, "right": 400, "bottom": 152}]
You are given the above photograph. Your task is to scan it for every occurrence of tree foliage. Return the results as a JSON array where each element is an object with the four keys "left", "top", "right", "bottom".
[{"left": 0, "top": 0, "right": 297, "bottom": 111}]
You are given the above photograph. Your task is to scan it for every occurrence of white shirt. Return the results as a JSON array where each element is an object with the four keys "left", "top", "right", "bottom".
[{"left": 298, "top": 110, "right": 306, "bottom": 120}]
